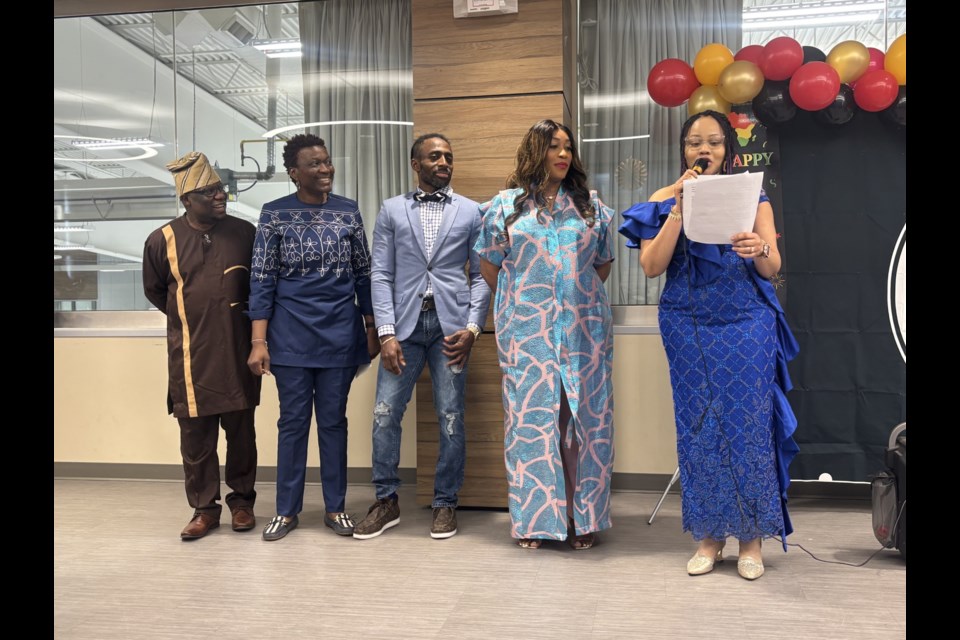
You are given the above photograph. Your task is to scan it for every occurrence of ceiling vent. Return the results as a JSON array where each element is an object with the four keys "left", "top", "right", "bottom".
[{"left": 218, "top": 11, "right": 257, "bottom": 47}]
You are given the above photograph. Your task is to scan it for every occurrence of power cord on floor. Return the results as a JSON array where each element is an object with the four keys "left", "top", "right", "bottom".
[{"left": 773, "top": 500, "right": 906, "bottom": 567}]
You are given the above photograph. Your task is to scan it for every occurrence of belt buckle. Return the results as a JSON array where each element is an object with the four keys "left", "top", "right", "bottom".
[{"left": 421, "top": 296, "right": 434, "bottom": 311}]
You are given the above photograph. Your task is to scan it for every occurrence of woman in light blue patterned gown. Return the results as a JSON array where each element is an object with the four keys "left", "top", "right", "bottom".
[{"left": 476, "top": 120, "right": 615, "bottom": 550}]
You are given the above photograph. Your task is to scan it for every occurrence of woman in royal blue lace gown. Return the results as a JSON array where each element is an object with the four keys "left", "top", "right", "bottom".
[{"left": 619, "top": 110, "right": 799, "bottom": 580}]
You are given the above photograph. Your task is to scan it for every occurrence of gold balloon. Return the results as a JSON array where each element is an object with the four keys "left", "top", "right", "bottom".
[
  {"left": 827, "top": 40, "right": 870, "bottom": 83},
  {"left": 717, "top": 60, "right": 764, "bottom": 104},
  {"left": 885, "top": 34, "right": 906, "bottom": 85},
  {"left": 694, "top": 43, "right": 735, "bottom": 86},
  {"left": 687, "top": 85, "right": 731, "bottom": 117}
]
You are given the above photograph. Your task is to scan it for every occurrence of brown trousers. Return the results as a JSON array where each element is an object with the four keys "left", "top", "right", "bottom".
[{"left": 178, "top": 408, "right": 257, "bottom": 517}]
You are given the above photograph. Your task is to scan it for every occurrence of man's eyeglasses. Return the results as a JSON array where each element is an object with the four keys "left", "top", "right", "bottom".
[
  {"left": 191, "top": 184, "right": 228, "bottom": 198},
  {"left": 684, "top": 137, "right": 725, "bottom": 150}
]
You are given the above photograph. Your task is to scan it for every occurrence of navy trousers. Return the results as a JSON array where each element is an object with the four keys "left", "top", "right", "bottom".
[{"left": 272, "top": 365, "right": 357, "bottom": 516}]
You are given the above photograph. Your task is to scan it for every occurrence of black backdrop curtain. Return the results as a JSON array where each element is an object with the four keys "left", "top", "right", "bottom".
[{"left": 779, "top": 111, "right": 906, "bottom": 481}]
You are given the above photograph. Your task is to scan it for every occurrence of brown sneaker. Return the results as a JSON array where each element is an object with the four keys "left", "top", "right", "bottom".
[
  {"left": 352, "top": 497, "right": 400, "bottom": 540},
  {"left": 430, "top": 506, "right": 458, "bottom": 539}
]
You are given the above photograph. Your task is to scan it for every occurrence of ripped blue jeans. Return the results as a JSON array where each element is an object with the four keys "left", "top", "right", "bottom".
[{"left": 371, "top": 309, "right": 467, "bottom": 508}]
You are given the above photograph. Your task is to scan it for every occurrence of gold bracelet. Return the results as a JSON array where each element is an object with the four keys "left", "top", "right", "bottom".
[
  {"left": 380, "top": 336, "right": 396, "bottom": 345},
  {"left": 668, "top": 206, "right": 683, "bottom": 222}
]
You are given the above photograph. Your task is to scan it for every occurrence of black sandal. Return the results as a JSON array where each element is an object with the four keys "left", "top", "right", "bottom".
[{"left": 569, "top": 532, "right": 595, "bottom": 550}]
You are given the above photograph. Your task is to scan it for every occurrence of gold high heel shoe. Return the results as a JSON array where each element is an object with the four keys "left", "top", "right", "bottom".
[
  {"left": 737, "top": 538, "right": 764, "bottom": 580},
  {"left": 737, "top": 556, "right": 765, "bottom": 580},
  {"left": 687, "top": 544, "right": 725, "bottom": 575}
]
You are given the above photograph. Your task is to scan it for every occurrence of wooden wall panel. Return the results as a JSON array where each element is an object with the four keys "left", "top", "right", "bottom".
[
  {"left": 413, "top": 0, "right": 566, "bottom": 509},
  {"left": 415, "top": 339, "right": 507, "bottom": 507},
  {"left": 412, "top": 0, "right": 563, "bottom": 100},
  {"left": 412, "top": 94, "right": 564, "bottom": 203}
]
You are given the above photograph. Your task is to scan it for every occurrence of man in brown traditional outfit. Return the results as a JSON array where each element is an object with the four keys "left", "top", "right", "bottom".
[{"left": 142, "top": 151, "right": 261, "bottom": 540}]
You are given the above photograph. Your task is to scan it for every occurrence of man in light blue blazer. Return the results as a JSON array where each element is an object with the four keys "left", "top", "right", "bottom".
[{"left": 354, "top": 133, "right": 490, "bottom": 540}]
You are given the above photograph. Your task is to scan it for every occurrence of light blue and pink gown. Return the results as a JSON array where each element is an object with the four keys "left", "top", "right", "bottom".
[{"left": 476, "top": 187, "right": 615, "bottom": 541}]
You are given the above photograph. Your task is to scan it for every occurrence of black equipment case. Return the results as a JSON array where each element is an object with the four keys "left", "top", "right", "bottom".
[{"left": 884, "top": 423, "right": 907, "bottom": 560}]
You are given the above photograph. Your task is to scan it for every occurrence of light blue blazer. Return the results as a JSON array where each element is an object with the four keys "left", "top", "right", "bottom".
[{"left": 371, "top": 191, "right": 490, "bottom": 341}]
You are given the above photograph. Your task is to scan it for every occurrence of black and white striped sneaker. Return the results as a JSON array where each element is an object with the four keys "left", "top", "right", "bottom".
[
  {"left": 262, "top": 515, "right": 298, "bottom": 541},
  {"left": 324, "top": 512, "right": 356, "bottom": 536}
]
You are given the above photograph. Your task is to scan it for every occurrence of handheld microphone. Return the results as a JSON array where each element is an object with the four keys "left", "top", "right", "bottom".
[{"left": 692, "top": 158, "right": 710, "bottom": 174}]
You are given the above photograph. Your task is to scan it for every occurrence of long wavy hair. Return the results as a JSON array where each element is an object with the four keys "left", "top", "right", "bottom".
[
  {"left": 679, "top": 110, "right": 736, "bottom": 175},
  {"left": 506, "top": 119, "right": 595, "bottom": 227}
]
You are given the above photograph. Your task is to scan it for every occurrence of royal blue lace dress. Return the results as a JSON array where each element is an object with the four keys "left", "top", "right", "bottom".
[{"left": 620, "top": 196, "right": 799, "bottom": 548}]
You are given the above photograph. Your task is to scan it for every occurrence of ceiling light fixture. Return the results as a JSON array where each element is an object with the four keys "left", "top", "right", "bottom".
[
  {"left": 264, "top": 51, "right": 303, "bottom": 59},
  {"left": 583, "top": 134, "right": 651, "bottom": 143},
  {"left": 71, "top": 137, "right": 164, "bottom": 151},
  {"left": 252, "top": 39, "right": 302, "bottom": 51},
  {"left": 54, "top": 135, "right": 159, "bottom": 163},
  {"left": 743, "top": 0, "right": 885, "bottom": 21},
  {"left": 262, "top": 120, "right": 415, "bottom": 139},
  {"left": 742, "top": 0, "right": 885, "bottom": 30},
  {"left": 743, "top": 14, "right": 881, "bottom": 29},
  {"left": 252, "top": 39, "right": 303, "bottom": 58}
]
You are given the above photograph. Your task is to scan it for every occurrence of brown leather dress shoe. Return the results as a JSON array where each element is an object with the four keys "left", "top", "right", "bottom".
[
  {"left": 231, "top": 507, "right": 256, "bottom": 532},
  {"left": 181, "top": 513, "right": 220, "bottom": 540}
]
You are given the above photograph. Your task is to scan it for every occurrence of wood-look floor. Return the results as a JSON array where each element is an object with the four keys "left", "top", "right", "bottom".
[{"left": 54, "top": 479, "right": 905, "bottom": 639}]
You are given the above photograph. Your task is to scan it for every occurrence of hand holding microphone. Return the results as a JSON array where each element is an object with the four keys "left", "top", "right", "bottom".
[{"left": 674, "top": 158, "right": 711, "bottom": 205}]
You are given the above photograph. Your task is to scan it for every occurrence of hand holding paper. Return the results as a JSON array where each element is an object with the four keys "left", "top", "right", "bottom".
[{"left": 681, "top": 172, "right": 765, "bottom": 244}]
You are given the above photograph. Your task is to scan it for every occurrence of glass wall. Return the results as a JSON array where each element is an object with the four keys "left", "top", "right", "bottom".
[
  {"left": 54, "top": 0, "right": 413, "bottom": 312},
  {"left": 577, "top": 0, "right": 906, "bottom": 306}
]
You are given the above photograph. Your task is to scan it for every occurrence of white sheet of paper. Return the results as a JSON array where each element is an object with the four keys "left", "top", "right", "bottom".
[{"left": 682, "top": 172, "right": 765, "bottom": 244}]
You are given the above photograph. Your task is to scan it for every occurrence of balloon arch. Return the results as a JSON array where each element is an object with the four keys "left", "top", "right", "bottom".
[{"left": 647, "top": 35, "right": 906, "bottom": 128}]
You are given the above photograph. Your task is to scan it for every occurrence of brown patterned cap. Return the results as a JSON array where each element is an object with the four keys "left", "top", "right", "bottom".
[{"left": 166, "top": 151, "right": 221, "bottom": 198}]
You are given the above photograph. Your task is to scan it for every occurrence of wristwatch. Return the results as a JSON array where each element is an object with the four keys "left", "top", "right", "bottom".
[
  {"left": 466, "top": 324, "right": 481, "bottom": 341},
  {"left": 758, "top": 243, "right": 771, "bottom": 259}
]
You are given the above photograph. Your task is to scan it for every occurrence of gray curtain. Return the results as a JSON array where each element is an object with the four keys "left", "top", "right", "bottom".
[
  {"left": 580, "top": 0, "right": 742, "bottom": 305},
  {"left": 299, "top": 0, "right": 413, "bottom": 228}
]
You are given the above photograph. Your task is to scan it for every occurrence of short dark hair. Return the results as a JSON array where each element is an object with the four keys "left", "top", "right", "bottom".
[
  {"left": 283, "top": 133, "right": 327, "bottom": 171},
  {"left": 410, "top": 133, "right": 451, "bottom": 161}
]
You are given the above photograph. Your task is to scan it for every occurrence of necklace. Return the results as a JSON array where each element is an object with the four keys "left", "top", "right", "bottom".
[
  {"left": 537, "top": 193, "right": 559, "bottom": 222},
  {"left": 542, "top": 191, "right": 558, "bottom": 209}
]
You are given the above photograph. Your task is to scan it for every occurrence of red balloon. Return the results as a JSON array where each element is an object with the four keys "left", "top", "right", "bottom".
[
  {"left": 647, "top": 58, "right": 700, "bottom": 107},
  {"left": 853, "top": 69, "right": 899, "bottom": 112},
  {"left": 759, "top": 37, "right": 804, "bottom": 81},
  {"left": 735, "top": 45, "right": 764, "bottom": 65},
  {"left": 851, "top": 48, "right": 885, "bottom": 90},
  {"left": 789, "top": 62, "right": 841, "bottom": 111}
]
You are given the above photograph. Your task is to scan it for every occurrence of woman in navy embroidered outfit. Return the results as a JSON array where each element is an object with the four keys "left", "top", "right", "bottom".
[
  {"left": 248, "top": 134, "right": 380, "bottom": 541},
  {"left": 619, "top": 110, "right": 799, "bottom": 580}
]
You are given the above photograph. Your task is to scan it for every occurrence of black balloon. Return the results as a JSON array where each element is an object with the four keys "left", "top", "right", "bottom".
[
  {"left": 880, "top": 86, "right": 906, "bottom": 127},
  {"left": 751, "top": 80, "right": 797, "bottom": 128},
  {"left": 813, "top": 84, "right": 857, "bottom": 126},
  {"left": 803, "top": 46, "right": 827, "bottom": 64}
]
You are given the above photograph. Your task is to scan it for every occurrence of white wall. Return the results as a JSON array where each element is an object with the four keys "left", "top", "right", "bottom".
[{"left": 54, "top": 335, "right": 678, "bottom": 475}]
